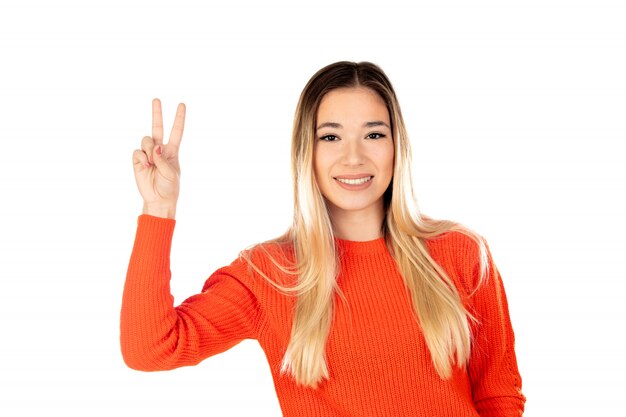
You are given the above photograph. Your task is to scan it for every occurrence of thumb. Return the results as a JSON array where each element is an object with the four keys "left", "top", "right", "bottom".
[{"left": 152, "top": 145, "right": 176, "bottom": 179}]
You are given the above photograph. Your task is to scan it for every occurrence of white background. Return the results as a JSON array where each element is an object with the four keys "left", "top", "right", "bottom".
[{"left": 1, "top": 0, "right": 624, "bottom": 415}]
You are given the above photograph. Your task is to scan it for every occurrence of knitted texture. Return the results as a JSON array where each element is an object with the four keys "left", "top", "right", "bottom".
[{"left": 121, "top": 214, "right": 526, "bottom": 416}]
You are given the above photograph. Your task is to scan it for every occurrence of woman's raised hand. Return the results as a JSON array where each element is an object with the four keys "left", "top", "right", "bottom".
[{"left": 132, "top": 98, "right": 186, "bottom": 219}]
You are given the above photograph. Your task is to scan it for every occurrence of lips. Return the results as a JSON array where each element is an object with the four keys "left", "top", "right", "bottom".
[{"left": 334, "top": 174, "right": 375, "bottom": 179}]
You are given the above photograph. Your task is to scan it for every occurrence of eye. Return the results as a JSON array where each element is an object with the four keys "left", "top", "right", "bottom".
[
  {"left": 319, "top": 135, "right": 338, "bottom": 141},
  {"left": 367, "top": 133, "right": 385, "bottom": 139}
]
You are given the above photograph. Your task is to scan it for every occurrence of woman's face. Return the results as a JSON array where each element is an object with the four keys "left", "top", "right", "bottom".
[{"left": 313, "top": 86, "right": 394, "bottom": 218}]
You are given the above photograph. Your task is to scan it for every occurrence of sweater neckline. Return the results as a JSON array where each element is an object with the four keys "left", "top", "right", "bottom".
[{"left": 333, "top": 236, "right": 388, "bottom": 255}]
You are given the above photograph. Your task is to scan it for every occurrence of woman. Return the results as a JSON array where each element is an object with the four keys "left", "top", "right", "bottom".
[{"left": 122, "top": 61, "right": 526, "bottom": 416}]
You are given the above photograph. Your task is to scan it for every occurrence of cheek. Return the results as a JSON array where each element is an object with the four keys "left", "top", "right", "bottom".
[
  {"left": 375, "top": 144, "right": 395, "bottom": 176},
  {"left": 313, "top": 148, "right": 329, "bottom": 176}
]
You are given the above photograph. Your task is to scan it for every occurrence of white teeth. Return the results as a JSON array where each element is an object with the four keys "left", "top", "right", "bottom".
[{"left": 336, "top": 176, "right": 372, "bottom": 185}]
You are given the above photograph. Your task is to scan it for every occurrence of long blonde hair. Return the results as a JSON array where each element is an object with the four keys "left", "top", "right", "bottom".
[{"left": 240, "top": 61, "right": 489, "bottom": 389}]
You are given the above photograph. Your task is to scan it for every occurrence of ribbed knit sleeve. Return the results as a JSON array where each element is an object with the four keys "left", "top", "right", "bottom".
[
  {"left": 120, "top": 214, "right": 262, "bottom": 371},
  {"left": 459, "top": 235, "right": 526, "bottom": 417}
]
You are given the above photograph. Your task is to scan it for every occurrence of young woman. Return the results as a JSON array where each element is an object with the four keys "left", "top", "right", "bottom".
[{"left": 122, "top": 61, "right": 526, "bottom": 416}]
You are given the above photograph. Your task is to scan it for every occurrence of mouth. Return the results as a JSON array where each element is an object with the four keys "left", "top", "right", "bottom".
[{"left": 333, "top": 175, "right": 374, "bottom": 185}]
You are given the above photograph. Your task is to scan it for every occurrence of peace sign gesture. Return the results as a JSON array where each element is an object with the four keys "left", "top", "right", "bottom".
[{"left": 132, "top": 98, "right": 186, "bottom": 218}]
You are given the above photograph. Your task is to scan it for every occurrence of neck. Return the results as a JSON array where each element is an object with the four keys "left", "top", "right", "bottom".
[{"left": 327, "top": 199, "right": 385, "bottom": 241}]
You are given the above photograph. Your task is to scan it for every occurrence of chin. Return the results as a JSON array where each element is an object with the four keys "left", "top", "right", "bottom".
[{"left": 326, "top": 197, "right": 383, "bottom": 212}]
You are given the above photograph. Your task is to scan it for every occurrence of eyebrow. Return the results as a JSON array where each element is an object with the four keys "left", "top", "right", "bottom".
[{"left": 316, "top": 121, "right": 390, "bottom": 131}]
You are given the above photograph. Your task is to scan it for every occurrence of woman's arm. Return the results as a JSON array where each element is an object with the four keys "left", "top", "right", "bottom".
[
  {"left": 465, "top": 238, "right": 526, "bottom": 417},
  {"left": 120, "top": 214, "right": 263, "bottom": 371}
]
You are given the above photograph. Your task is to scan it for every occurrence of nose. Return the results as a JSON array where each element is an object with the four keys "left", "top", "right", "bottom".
[{"left": 341, "top": 137, "right": 365, "bottom": 167}]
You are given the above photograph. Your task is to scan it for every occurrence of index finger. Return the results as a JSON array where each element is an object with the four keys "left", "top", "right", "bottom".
[
  {"left": 152, "top": 98, "right": 164, "bottom": 145},
  {"left": 168, "top": 102, "right": 186, "bottom": 148}
]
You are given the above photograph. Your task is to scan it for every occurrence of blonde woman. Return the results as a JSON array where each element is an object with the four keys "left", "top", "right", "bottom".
[{"left": 122, "top": 61, "right": 526, "bottom": 416}]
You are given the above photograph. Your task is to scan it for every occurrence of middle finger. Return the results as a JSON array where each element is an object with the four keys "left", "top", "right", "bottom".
[{"left": 152, "top": 98, "right": 164, "bottom": 145}]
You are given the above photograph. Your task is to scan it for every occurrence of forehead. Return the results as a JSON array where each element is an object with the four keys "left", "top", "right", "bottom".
[{"left": 317, "top": 87, "right": 389, "bottom": 123}]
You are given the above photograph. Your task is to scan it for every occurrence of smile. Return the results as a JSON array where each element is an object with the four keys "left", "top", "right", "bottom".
[{"left": 334, "top": 176, "right": 373, "bottom": 185}]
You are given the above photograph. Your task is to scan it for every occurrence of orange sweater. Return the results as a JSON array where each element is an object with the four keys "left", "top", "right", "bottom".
[{"left": 121, "top": 214, "right": 526, "bottom": 416}]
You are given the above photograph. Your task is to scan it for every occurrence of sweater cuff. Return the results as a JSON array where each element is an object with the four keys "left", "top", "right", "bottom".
[
  {"left": 475, "top": 395, "right": 526, "bottom": 417},
  {"left": 137, "top": 214, "right": 176, "bottom": 241},
  {"left": 138, "top": 213, "right": 176, "bottom": 227},
  {"left": 131, "top": 214, "right": 177, "bottom": 271}
]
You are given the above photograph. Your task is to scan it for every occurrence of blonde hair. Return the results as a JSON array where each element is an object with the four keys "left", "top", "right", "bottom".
[{"left": 240, "top": 61, "right": 490, "bottom": 389}]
